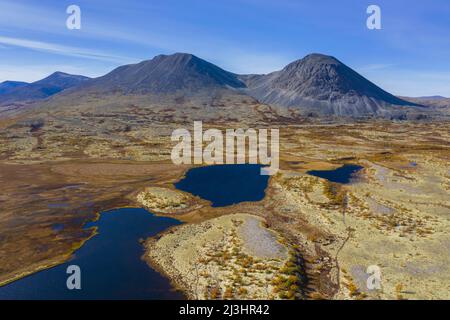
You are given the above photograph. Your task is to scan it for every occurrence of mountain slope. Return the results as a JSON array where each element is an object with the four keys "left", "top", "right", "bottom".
[
  {"left": 240, "top": 53, "right": 422, "bottom": 117},
  {"left": 3, "top": 53, "right": 435, "bottom": 121},
  {"left": 21, "top": 53, "right": 257, "bottom": 123},
  {"left": 401, "top": 95, "right": 449, "bottom": 107},
  {"left": 400, "top": 96, "right": 450, "bottom": 116},
  {"left": 0, "top": 81, "right": 28, "bottom": 94},
  {"left": 0, "top": 72, "right": 90, "bottom": 105},
  {"left": 78, "top": 53, "right": 245, "bottom": 94}
]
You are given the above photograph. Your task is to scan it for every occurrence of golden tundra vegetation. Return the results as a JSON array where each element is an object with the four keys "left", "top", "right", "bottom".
[{"left": 0, "top": 103, "right": 449, "bottom": 299}]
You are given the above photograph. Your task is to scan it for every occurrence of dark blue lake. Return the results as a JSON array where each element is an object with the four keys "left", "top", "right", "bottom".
[
  {"left": 0, "top": 164, "right": 270, "bottom": 299},
  {"left": 307, "top": 164, "right": 363, "bottom": 184},
  {"left": 0, "top": 208, "right": 183, "bottom": 300},
  {"left": 175, "top": 164, "right": 270, "bottom": 207}
]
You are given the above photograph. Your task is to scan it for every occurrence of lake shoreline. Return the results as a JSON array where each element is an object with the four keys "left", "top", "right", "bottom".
[
  {"left": 0, "top": 207, "right": 184, "bottom": 299},
  {"left": 143, "top": 213, "right": 301, "bottom": 300},
  {"left": 0, "top": 221, "right": 99, "bottom": 288},
  {"left": 142, "top": 226, "right": 191, "bottom": 299}
]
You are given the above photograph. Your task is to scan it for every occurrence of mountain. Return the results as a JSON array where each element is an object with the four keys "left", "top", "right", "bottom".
[
  {"left": 240, "top": 53, "right": 422, "bottom": 117},
  {"left": 3, "top": 53, "right": 436, "bottom": 120},
  {"left": 77, "top": 53, "right": 245, "bottom": 95},
  {"left": 21, "top": 53, "right": 256, "bottom": 123},
  {"left": 414, "top": 95, "right": 447, "bottom": 100},
  {"left": 0, "top": 72, "right": 90, "bottom": 105},
  {"left": 400, "top": 95, "right": 450, "bottom": 115},
  {"left": 0, "top": 81, "right": 28, "bottom": 94},
  {"left": 400, "top": 95, "right": 449, "bottom": 104}
]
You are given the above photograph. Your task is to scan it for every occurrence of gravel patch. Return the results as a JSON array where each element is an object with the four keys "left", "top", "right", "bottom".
[{"left": 238, "top": 217, "right": 288, "bottom": 259}]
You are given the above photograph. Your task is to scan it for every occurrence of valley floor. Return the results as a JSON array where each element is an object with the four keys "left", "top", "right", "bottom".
[{"left": 0, "top": 118, "right": 448, "bottom": 299}]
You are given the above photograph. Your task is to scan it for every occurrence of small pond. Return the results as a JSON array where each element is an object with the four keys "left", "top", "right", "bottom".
[{"left": 307, "top": 164, "right": 363, "bottom": 184}]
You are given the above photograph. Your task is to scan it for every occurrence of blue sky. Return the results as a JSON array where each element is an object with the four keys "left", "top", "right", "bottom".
[{"left": 0, "top": 0, "right": 449, "bottom": 96}]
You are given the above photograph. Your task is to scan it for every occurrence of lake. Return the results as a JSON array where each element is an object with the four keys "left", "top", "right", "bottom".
[
  {"left": 0, "top": 164, "right": 271, "bottom": 299},
  {"left": 175, "top": 164, "right": 270, "bottom": 207},
  {"left": 307, "top": 164, "right": 363, "bottom": 184},
  {"left": 0, "top": 208, "right": 184, "bottom": 300}
]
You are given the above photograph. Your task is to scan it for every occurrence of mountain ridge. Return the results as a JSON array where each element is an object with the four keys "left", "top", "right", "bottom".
[
  {"left": 1, "top": 52, "right": 434, "bottom": 119},
  {"left": 239, "top": 53, "right": 420, "bottom": 117},
  {"left": 76, "top": 53, "right": 245, "bottom": 95},
  {"left": 0, "top": 81, "right": 29, "bottom": 95},
  {"left": 0, "top": 72, "right": 90, "bottom": 105}
]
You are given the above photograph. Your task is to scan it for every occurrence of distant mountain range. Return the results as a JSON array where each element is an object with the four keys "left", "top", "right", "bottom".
[
  {"left": 0, "top": 53, "right": 439, "bottom": 119},
  {"left": 400, "top": 95, "right": 450, "bottom": 108},
  {"left": 413, "top": 96, "right": 447, "bottom": 100},
  {"left": 0, "top": 72, "right": 89, "bottom": 105},
  {"left": 0, "top": 81, "right": 29, "bottom": 94}
]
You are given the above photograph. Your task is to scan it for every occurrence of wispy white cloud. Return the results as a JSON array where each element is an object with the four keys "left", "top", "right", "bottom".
[
  {"left": 0, "top": 1, "right": 60, "bottom": 30},
  {"left": 0, "top": 36, "right": 135, "bottom": 63},
  {"left": 0, "top": 0, "right": 292, "bottom": 75}
]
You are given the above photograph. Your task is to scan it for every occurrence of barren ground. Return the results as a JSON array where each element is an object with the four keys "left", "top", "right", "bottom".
[{"left": 0, "top": 112, "right": 448, "bottom": 299}]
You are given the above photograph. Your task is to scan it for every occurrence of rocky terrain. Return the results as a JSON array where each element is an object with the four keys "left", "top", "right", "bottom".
[
  {"left": 136, "top": 186, "right": 205, "bottom": 214},
  {"left": 140, "top": 120, "right": 449, "bottom": 300},
  {"left": 145, "top": 213, "right": 306, "bottom": 300},
  {"left": 240, "top": 53, "right": 424, "bottom": 118}
]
